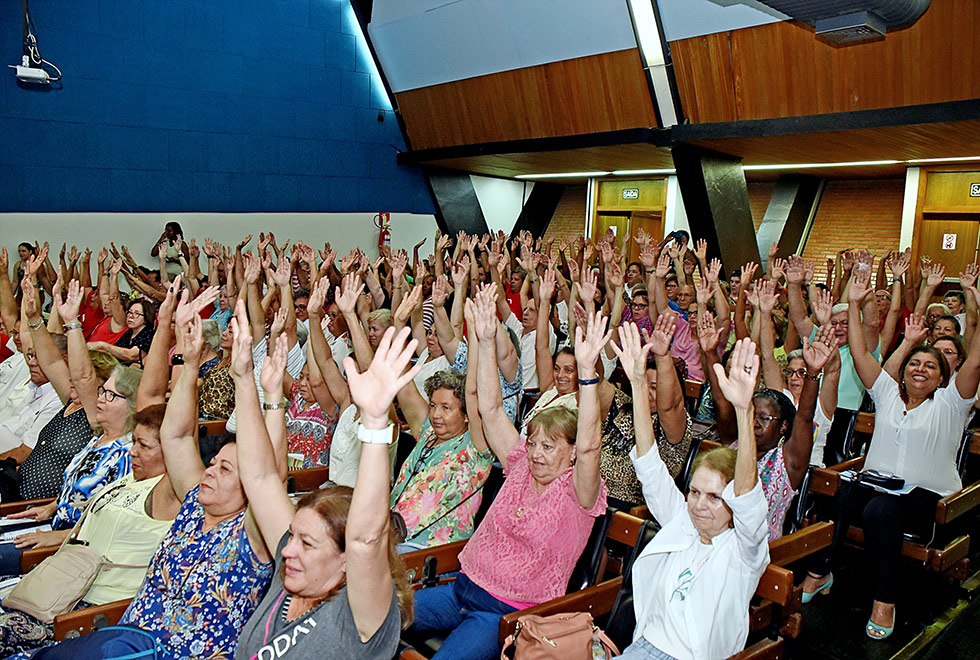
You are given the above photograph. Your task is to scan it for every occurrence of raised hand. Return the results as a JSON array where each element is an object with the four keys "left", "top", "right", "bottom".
[
  {"left": 655, "top": 251, "right": 671, "bottom": 278},
  {"left": 803, "top": 325, "right": 838, "bottom": 373},
  {"left": 56, "top": 279, "right": 83, "bottom": 323},
  {"left": 539, "top": 267, "right": 556, "bottom": 300},
  {"left": 229, "top": 301, "right": 254, "bottom": 380},
  {"left": 179, "top": 307, "right": 205, "bottom": 364},
  {"left": 237, "top": 234, "right": 253, "bottom": 251},
  {"left": 611, "top": 322, "right": 654, "bottom": 381},
  {"left": 21, "top": 277, "right": 40, "bottom": 323},
  {"left": 744, "top": 283, "right": 760, "bottom": 308},
  {"left": 269, "top": 307, "right": 287, "bottom": 339},
  {"left": 394, "top": 284, "right": 423, "bottom": 325},
  {"left": 158, "top": 275, "right": 182, "bottom": 321},
  {"left": 606, "top": 261, "right": 624, "bottom": 289},
  {"left": 579, "top": 266, "right": 598, "bottom": 303},
  {"left": 707, "top": 258, "right": 722, "bottom": 286},
  {"left": 756, "top": 278, "right": 778, "bottom": 314},
  {"left": 335, "top": 272, "right": 362, "bottom": 315},
  {"left": 431, "top": 275, "right": 450, "bottom": 307},
  {"left": 740, "top": 261, "right": 758, "bottom": 287},
  {"left": 693, "top": 238, "right": 708, "bottom": 264},
  {"left": 646, "top": 313, "right": 676, "bottom": 357},
  {"left": 260, "top": 332, "right": 289, "bottom": 394},
  {"left": 470, "top": 287, "right": 499, "bottom": 343},
  {"left": 785, "top": 255, "right": 806, "bottom": 284},
  {"left": 769, "top": 257, "right": 786, "bottom": 282},
  {"left": 242, "top": 253, "right": 261, "bottom": 285},
  {"left": 698, "top": 309, "right": 722, "bottom": 353},
  {"left": 97, "top": 247, "right": 109, "bottom": 265},
  {"left": 713, "top": 338, "right": 759, "bottom": 411},
  {"left": 308, "top": 277, "right": 329, "bottom": 317},
  {"left": 574, "top": 310, "right": 612, "bottom": 377},
  {"left": 345, "top": 327, "right": 421, "bottom": 427},
  {"left": 848, "top": 263, "right": 874, "bottom": 303},
  {"left": 0, "top": 246, "right": 7, "bottom": 273},
  {"left": 450, "top": 255, "right": 470, "bottom": 289},
  {"left": 270, "top": 255, "right": 291, "bottom": 288},
  {"left": 768, "top": 241, "right": 779, "bottom": 262},
  {"left": 959, "top": 262, "right": 979, "bottom": 290},
  {"left": 903, "top": 312, "right": 929, "bottom": 345},
  {"left": 695, "top": 275, "right": 712, "bottom": 306},
  {"left": 812, "top": 287, "right": 833, "bottom": 326}
]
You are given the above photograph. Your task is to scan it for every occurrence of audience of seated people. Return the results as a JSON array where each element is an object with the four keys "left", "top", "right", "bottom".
[{"left": 0, "top": 224, "right": 977, "bottom": 660}]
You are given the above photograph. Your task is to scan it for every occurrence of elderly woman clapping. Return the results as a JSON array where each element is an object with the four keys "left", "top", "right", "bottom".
[
  {"left": 408, "top": 288, "right": 609, "bottom": 660},
  {"left": 613, "top": 328, "right": 769, "bottom": 660}
]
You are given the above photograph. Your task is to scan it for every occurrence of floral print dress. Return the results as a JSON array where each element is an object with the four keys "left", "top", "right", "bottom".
[
  {"left": 390, "top": 419, "right": 494, "bottom": 547},
  {"left": 52, "top": 433, "right": 132, "bottom": 529},
  {"left": 120, "top": 485, "right": 274, "bottom": 660},
  {"left": 285, "top": 381, "right": 337, "bottom": 468}
]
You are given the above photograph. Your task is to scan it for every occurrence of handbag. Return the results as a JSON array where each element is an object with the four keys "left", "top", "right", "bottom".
[
  {"left": 3, "top": 482, "right": 146, "bottom": 623},
  {"left": 500, "top": 612, "right": 619, "bottom": 660}
]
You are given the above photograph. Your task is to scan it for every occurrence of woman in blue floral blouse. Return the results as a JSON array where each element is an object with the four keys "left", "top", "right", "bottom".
[{"left": 9, "top": 301, "right": 275, "bottom": 660}]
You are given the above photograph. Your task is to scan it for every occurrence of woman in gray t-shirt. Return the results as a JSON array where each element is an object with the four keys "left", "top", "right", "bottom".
[{"left": 230, "top": 308, "right": 418, "bottom": 659}]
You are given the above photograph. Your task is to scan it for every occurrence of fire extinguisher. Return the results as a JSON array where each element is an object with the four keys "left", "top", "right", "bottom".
[{"left": 375, "top": 212, "right": 391, "bottom": 249}]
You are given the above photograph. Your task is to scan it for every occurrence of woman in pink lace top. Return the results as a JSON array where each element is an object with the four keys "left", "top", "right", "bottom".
[{"left": 407, "top": 291, "right": 609, "bottom": 660}]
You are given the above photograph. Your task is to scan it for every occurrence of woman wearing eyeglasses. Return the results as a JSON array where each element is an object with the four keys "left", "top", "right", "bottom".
[
  {"left": 4, "top": 281, "right": 141, "bottom": 550},
  {"left": 88, "top": 298, "right": 156, "bottom": 366},
  {"left": 756, "top": 280, "right": 841, "bottom": 468}
]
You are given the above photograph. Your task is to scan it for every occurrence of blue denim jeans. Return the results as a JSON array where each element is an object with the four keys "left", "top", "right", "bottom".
[
  {"left": 17, "top": 625, "right": 170, "bottom": 660},
  {"left": 618, "top": 637, "right": 679, "bottom": 660},
  {"left": 410, "top": 573, "right": 517, "bottom": 660}
]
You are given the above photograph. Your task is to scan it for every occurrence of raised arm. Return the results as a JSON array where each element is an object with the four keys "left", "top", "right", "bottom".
[
  {"left": 337, "top": 272, "right": 375, "bottom": 372},
  {"left": 647, "top": 314, "right": 686, "bottom": 443},
  {"left": 22, "top": 277, "right": 71, "bottom": 402},
  {"left": 160, "top": 306, "right": 208, "bottom": 502},
  {"left": 954, "top": 283, "right": 980, "bottom": 399},
  {"left": 0, "top": 247, "right": 18, "bottom": 336},
  {"left": 712, "top": 338, "right": 759, "bottom": 496},
  {"left": 756, "top": 279, "right": 786, "bottom": 392},
  {"left": 59, "top": 281, "right": 101, "bottom": 428},
  {"left": 611, "top": 322, "right": 656, "bottom": 456},
  {"left": 137, "top": 278, "right": 180, "bottom": 409},
  {"left": 846, "top": 266, "right": 881, "bottom": 389},
  {"left": 232, "top": 311, "right": 290, "bottom": 563},
  {"left": 571, "top": 310, "right": 612, "bottom": 509},
  {"left": 782, "top": 327, "right": 837, "bottom": 488},
  {"left": 785, "top": 255, "right": 815, "bottom": 338},
  {"left": 307, "top": 278, "right": 351, "bottom": 411},
  {"left": 535, "top": 268, "right": 558, "bottom": 392},
  {"left": 473, "top": 295, "right": 520, "bottom": 462},
  {"left": 346, "top": 326, "right": 421, "bottom": 641},
  {"left": 913, "top": 261, "right": 945, "bottom": 318},
  {"left": 106, "top": 260, "right": 127, "bottom": 330},
  {"left": 698, "top": 309, "right": 737, "bottom": 444}
]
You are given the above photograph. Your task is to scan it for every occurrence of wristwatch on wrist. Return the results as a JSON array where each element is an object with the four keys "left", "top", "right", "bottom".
[
  {"left": 171, "top": 354, "right": 185, "bottom": 366},
  {"left": 357, "top": 422, "right": 395, "bottom": 445},
  {"left": 263, "top": 400, "right": 289, "bottom": 411},
  {"left": 63, "top": 321, "right": 82, "bottom": 331},
  {"left": 28, "top": 318, "right": 45, "bottom": 330}
]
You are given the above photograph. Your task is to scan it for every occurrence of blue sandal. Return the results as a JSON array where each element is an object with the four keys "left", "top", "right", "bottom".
[
  {"left": 801, "top": 572, "right": 833, "bottom": 604},
  {"left": 866, "top": 609, "right": 895, "bottom": 640}
]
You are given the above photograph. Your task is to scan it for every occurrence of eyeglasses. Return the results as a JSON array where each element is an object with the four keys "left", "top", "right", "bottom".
[
  {"left": 98, "top": 386, "right": 127, "bottom": 402},
  {"left": 754, "top": 412, "right": 778, "bottom": 425},
  {"left": 829, "top": 319, "right": 849, "bottom": 327},
  {"left": 783, "top": 368, "right": 807, "bottom": 378},
  {"left": 127, "top": 309, "right": 144, "bottom": 317},
  {"left": 631, "top": 302, "right": 648, "bottom": 309},
  {"left": 24, "top": 351, "right": 38, "bottom": 362}
]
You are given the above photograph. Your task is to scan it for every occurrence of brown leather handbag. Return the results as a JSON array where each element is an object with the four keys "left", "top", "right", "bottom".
[{"left": 500, "top": 612, "right": 619, "bottom": 660}]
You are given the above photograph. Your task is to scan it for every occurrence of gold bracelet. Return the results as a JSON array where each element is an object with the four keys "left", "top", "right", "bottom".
[{"left": 262, "top": 400, "right": 288, "bottom": 411}]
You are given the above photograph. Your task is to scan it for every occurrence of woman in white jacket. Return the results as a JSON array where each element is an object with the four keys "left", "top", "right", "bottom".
[{"left": 613, "top": 325, "right": 769, "bottom": 660}]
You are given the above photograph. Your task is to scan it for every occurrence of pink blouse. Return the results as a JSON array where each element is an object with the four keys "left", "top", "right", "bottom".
[
  {"left": 459, "top": 439, "right": 607, "bottom": 605},
  {"left": 670, "top": 315, "right": 704, "bottom": 381}
]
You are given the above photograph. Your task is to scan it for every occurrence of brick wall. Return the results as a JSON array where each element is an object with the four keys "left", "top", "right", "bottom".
[
  {"left": 802, "top": 179, "right": 904, "bottom": 262},
  {"left": 543, "top": 184, "right": 588, "bottom": 244},
  {"left": 747, "top": 182, "right": 775, "bottom": 231}
]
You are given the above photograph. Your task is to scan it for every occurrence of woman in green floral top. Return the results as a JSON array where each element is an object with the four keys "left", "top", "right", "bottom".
[{"left": 390, "top": 285, "right": 493, "bottom": 549}]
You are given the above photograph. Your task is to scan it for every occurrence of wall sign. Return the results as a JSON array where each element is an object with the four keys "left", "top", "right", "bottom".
[
  {"left": 971, "top": 183, "right": 980, "bottom": 197},
  {"left": 943, "top": 233, "right": 957, "bottom": 250},
  {"left": 622, "top": 188, "right": 639, "bottom": 200}
]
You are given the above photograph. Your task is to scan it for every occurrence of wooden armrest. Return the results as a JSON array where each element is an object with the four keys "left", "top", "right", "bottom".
[
  {"left": 287, "top": 467, "right": 330, "bottom": 493},
  {"left": 53, "top": 598, "right": 131, "bottom": 640},
  {"left": 399, "top": 648, "right": 427, "bottom": 660},
  {"left": 402, "top": 540, "right": 468, "bottom": 584},
  {"left": 198, "top": 419, "right": 227, "bottom": 436},
  {"left": 607, "top": 511, "right": 645, "bottom": 546},
  {"left": 810, "top": 457, "right": 866, "bottom": 496},
  {"left": 497, "top": 577, "right": 623, "bottom": 647},
  {"left": 728, "top": 637, "right": 784, "bottom": 660},
  {"left": 756, "top": 564, "right": 794, "bottom": 607},
  {"left": 684, "top": 379, "right": 702, "bottom": 399},
  {"left": 0, "top": 497, "right": 55, "bottom": 517},
  {"left": 20, "top": 545, "right": 59, "bottom": 574},
  {"left": 936, "top": 481, "right": 980, "bottom": 525},
  {"left": 768, "top": 522, "right": 833, "bottom": 567},
  {"left": 854, "top": 412, "right": 875, "bottom": 434}
]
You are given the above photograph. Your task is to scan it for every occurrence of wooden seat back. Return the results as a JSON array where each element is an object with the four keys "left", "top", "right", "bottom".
[
  {"left": 198, "top": 419, "right": 227, "bottom": 437},
  {"left": 0, "top": 497, "right": 55, "bottom": 517},
  {"left": 286, "top": 466, "right": 330, "bottom": 494},
  {"left": 20, "top": 544, "right": 58, "bottom": 574}
]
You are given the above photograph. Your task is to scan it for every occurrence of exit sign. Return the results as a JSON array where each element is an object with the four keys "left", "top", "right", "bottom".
[
  {"left": 622, "top": 188, "right": 639, "bottom": 199},
  {"left": 970, "top": 183, "right": 980, "bottom": 197}
]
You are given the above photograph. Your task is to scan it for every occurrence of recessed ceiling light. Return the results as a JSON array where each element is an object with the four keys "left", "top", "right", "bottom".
[
  {"left": 742, "top": 160, "right": 901, "bottom": 170},
  {"left": 515, "top": 172, "right": 611, "bottom": 179},
  {"left": 906, "top": 156, "right": 980, "bottom": 164},
  {"left": 611, "top": 169, "right": 676, "bottom": 175}
]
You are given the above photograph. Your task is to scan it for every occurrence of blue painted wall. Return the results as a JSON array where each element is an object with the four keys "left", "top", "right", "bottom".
[{"left": 0, "top": 0, "right": 435, "bottom": 214}]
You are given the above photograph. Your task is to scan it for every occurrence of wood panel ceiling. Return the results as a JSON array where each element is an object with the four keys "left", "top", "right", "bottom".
[
  {"left": 395, "top": 49, "right": 659, "bottom": 151},
  {"left": 670, "top": 0, "right": 980, "bottom": 124}
]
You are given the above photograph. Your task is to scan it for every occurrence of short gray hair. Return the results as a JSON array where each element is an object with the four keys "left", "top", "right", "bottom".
[
  {"left": 424, "top": 369, "right": 466, "bottom": 415},
  {"left": 111, "top": 365, "right": 143, "bottom": 432}
]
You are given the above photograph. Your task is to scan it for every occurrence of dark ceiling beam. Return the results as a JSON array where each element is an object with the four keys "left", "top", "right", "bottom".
[{"left": 397, "top": 128, "right": 668, "bottom": 166}]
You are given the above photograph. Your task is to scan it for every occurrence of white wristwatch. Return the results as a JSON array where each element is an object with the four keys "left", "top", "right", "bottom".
[{"left": 357, "top": 422, "right": 395, "bottom": 445}]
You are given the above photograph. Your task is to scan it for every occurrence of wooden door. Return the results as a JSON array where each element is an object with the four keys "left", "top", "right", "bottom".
[
  {"left": 627, "top": 213, "right": 662, "bottom": 263},
  {"left": 919, "top": 214, "right": 980, "bottom": 279},
  {"left": 593, "top": 213, "right": 630, "bottom": 247}
]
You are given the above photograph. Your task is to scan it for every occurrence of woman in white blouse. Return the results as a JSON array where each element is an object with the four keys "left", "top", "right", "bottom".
[
  {"left": 614, "top": 328, "right": 769, "bottom": 660},
  {"left": 802, "top": 267, "right": 980, "bottom": 640}
]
